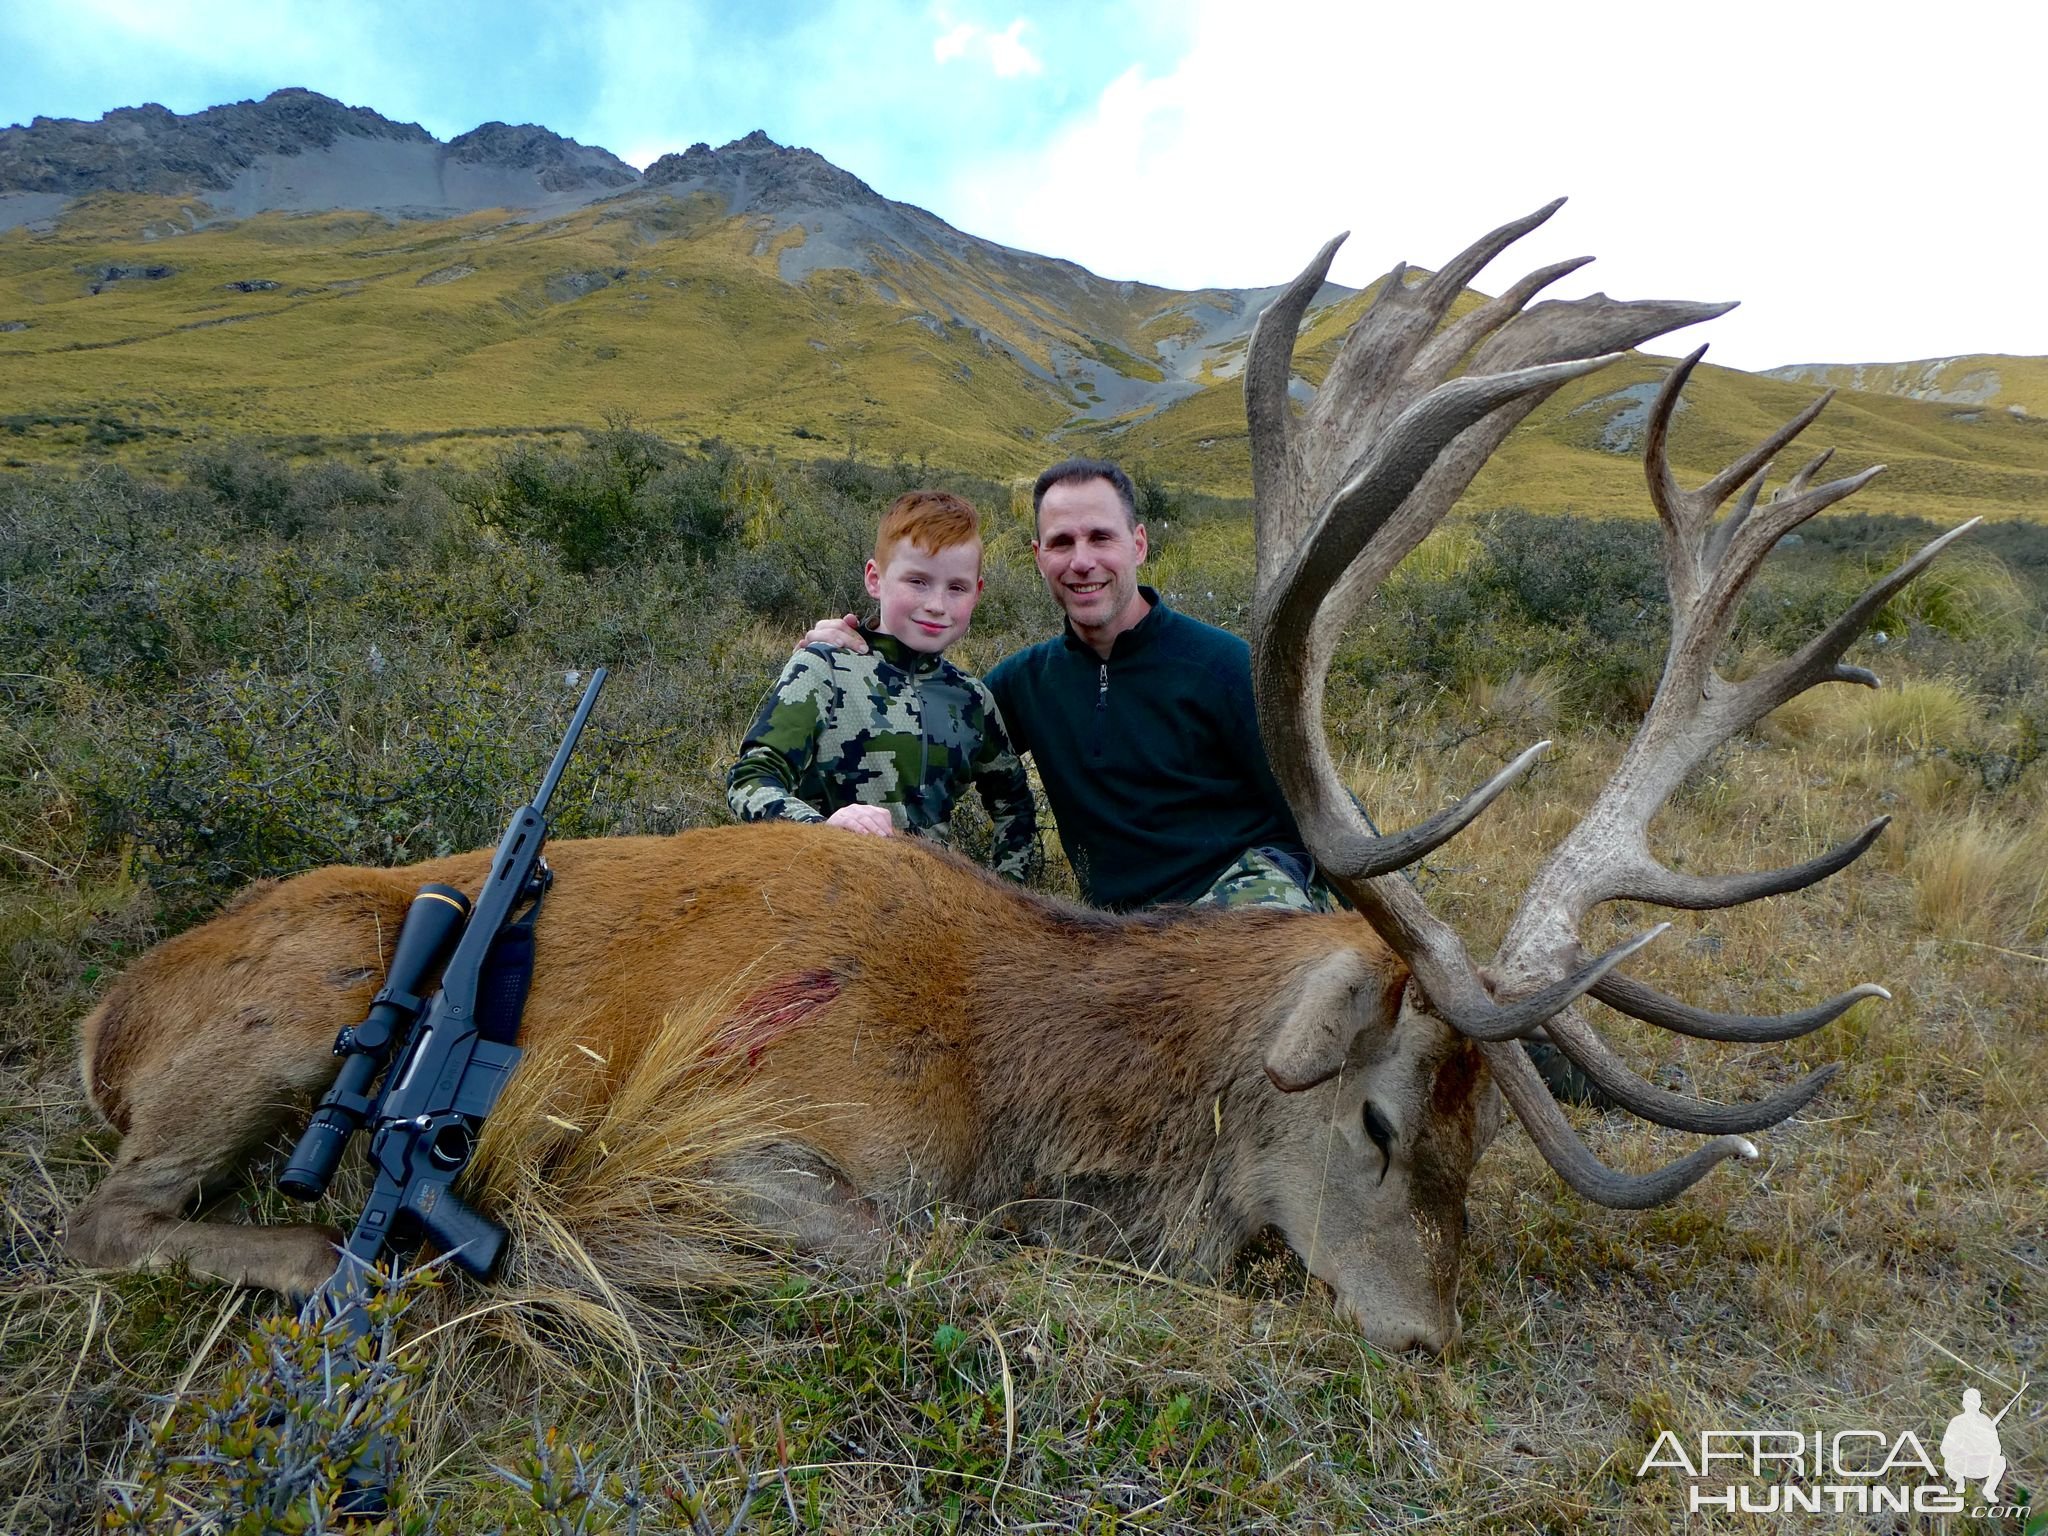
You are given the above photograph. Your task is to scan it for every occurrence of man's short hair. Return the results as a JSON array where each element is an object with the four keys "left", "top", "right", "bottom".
[
  {"left": 1031, "top": 458, "right": 1138, "bottom": 533},
  {"left": 875, "top": 489, "right": 981, "bottom": 565}
]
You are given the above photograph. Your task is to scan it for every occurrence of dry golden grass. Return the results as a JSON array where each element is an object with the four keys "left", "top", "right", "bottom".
[
  {"left": 1908, "top": 814, "right": 2048, "bottom": 943},
  {"left": 1764, "top": 674, "right": 1980, "bottom": 753}
]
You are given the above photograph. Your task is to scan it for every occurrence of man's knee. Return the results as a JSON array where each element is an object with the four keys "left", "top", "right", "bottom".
[{"left": 1196, "top": 847, "right": 1332, "bottom": 912}]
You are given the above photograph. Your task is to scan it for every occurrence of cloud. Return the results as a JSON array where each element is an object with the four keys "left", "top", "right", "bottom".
[
  {"left": 984, "top": 20, "right": 1042, "bottom": 77},
  {"left": 940, "top": 0, "right": 2048, "bottom": 371},
  {"left": 933, "top": 21, "right": 976, "bottom": 63},
  {"left": 931, "top": 14, "right": 1042, "bottom": 77}
]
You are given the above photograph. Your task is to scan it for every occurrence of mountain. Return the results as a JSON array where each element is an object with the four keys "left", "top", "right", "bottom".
[
  {"left": 1763, "top": 356, "right": 2045, "bottom": 420},
  {"left": 2, "top": 91, "right": 2044, "bottom": 522},
  {"left": 0, "top": 89, "right": 636, "bottom": 225}
]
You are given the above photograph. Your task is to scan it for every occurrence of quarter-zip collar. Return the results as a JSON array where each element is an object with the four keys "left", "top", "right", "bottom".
[
  {"left": 860, "top": 622, "right": 944, "bottom": 675},
  {"left": 1060, "top": 585, "right": 1165, "bottom": 662}
]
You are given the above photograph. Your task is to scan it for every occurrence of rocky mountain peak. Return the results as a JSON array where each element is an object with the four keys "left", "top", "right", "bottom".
[
  {"left": 643, "top": 130, "right": 882, "bottom": 214},
  {"left": 447, "top": 121, "right": 638, "bottom": 192},
  {"left": 0, "top": 88, "right": 430, "bottom": 197}
]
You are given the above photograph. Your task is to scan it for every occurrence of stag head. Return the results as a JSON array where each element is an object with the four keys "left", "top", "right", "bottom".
[{"left": 1242, "top": 201, "right": 1968, "bottom": 1341}]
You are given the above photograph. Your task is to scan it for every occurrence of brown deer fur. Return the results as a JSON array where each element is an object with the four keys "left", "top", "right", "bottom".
[{"left": 69, "top": 823, "right": 1483, "bottom": 1352}]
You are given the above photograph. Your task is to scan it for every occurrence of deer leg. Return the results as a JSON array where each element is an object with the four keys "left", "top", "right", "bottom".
[
  {"left": 709, "top": 1142, "right": 891, "bottom": 1263},
  {"left": 67, "top": 1055, "right": 345, "bottom": 1297}
]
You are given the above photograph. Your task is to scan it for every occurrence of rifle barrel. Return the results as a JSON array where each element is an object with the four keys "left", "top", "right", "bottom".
[{"left": 533, "top": 668, "right": 607, "bottom": 814}]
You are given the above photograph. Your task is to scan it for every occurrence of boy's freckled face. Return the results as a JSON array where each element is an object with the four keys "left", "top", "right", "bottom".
[{"left": 866, "top": 539, "right": 984, "bottom": 654}]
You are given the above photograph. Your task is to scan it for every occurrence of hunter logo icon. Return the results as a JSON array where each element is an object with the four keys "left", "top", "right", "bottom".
[{"left": 1941, "top": 1387, "right": 2019, "bottom": 1503}]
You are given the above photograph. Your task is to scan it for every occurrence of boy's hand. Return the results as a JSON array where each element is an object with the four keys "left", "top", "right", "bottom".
[
  {"left": 800, "top": 614, "right": 866, "bottom": 652},
  {"left": 826, "top": 804, "right": 895, "bottom": 837}
]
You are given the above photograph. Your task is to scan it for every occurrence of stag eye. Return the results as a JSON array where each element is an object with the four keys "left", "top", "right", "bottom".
[{"left": 1362, "top": 1101, "right": 1395, "bottom": 1184}]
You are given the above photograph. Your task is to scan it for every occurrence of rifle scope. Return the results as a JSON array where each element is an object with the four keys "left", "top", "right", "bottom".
[{"left": 278, "top": 882, "right": 473, "bottom": 1201}]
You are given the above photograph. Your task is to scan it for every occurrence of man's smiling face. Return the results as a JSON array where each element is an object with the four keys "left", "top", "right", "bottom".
[{"left": 1033, "top": 475, "right": 1149, "bottom": 648}]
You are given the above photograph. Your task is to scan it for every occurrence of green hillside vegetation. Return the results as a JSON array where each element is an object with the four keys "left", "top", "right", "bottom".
[
  {"left": 1769, "top": 353, "right": 2048, "bottom": 417},
  {"left": 7, "top": 197, "right": 2047, "bottom": 529},
  {"left": 1105, "top": 347, "right": 2048, "bottom": 524},
  {"left": 2, "top": 437, "right": 2043, "bottom": 1530},
  {"left": 0, "top": 194, "right": 1080, "bottom": 472}
]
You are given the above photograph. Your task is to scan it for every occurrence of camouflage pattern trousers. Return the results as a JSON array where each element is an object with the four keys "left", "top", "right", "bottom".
[{"left": 1193, "top": 846, "right": 1344, "bottom": 913}]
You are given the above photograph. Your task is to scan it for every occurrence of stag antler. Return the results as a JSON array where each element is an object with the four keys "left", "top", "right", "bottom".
[{"left": 1245, "top": 201, "right": 1968, "bottom": 1207}]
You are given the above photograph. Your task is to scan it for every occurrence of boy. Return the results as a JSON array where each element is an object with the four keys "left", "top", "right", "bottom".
[{"left": 725, "top": 489, "right": 1038, "bottom": 881}]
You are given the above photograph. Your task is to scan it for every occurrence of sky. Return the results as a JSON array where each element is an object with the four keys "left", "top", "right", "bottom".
[{"left": 3, "top": 0, "right": 2043, "bottom": 372}]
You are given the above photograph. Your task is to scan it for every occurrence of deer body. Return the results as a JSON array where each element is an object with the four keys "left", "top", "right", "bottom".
[
  {"left": 71, "top": 823, "right": 1471, "bottom": 1351},
  {"left": 69, "top": 203, "right": 1949, "bottom": 1355}
]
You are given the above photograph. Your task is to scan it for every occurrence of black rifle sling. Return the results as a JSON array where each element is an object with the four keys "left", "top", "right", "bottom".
[{"left": 477, "top": 888, "right": 544, "bottom": 1045}]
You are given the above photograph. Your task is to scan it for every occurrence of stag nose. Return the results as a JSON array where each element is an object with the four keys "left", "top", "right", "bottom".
[
  {"left": 1376, "top": 1315, "right": 1459, "bottom": 1356},
  {"left": 1343, "top": 1294, "right": 1461, "bottom": 1356}
]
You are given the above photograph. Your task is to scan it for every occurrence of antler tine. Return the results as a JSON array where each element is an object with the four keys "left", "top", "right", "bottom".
[
  {"left": 1779, "top": 446, "right": 1836, "bottom": 500},
  {"left": 1479, "top": 1038, "right": 1760, "bottom": 1209},
  {"left": 1728, "top": 517, "right": 1983, "bottom": 728},
  {"left": 1591, "top": 973, "right": 1891, "bottom": 1044},
  {"left": 1697, "top": 388, "right": 1836, "bottom": 510},
  {"left": 1331, "top": 878, "right": 1667, "bottom": 1045},
  {"left": 1704, "top": 465, "right": 1771, "bottom": 570},
  {"left": 1409, "top": 255, "right": 1597, "bottom": 385},
  {"left": 1615, "top": 815, "right": 1890, "bottom": 911},
  {"left": 1536, "top": 1006, "right": 1841, "bottom": 1133},
  {"left": 1319, "top": 741, "right": 1551, "bottom": 881},
  {"left": 1644, "top": 346, "right": 1705, "bottom": 552},
  {"left": 1246, "top": 232, "right": 1347, "bottom": 572}
]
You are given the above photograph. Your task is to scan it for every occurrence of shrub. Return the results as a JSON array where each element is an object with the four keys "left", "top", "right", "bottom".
[
  {"left": 192, "top": 444, "right": 297, "bottom": 536},
  {"left": 105, "top": 1269, "right": 425, "bottom": 1534},
  {"left": 1340, "top": 511, "right": 1668, "bottom": 724}
]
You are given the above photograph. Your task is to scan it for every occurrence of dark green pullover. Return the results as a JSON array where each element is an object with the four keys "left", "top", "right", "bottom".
[{"left": 986, "top": 587, "right": 1308, "bottom": 910}]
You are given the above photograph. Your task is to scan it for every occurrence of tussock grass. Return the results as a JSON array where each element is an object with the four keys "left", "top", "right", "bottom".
[
  {"left": 1909, "top": 813, "right": 2048, "bottom": 942},
  {"left": 1876, "top": 543, "right": 2033, "bottom": 641},
  {"left": 1766, "top": 674, "right": 1980, "bottom": 752},
  {"left": 1392, "top": 518, "right": 1484, "bottom": 587}
]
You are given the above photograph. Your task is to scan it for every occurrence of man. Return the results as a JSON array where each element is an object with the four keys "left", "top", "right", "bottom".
[{"left": 805, "top": 457, "right": 1327, "bottom": 912}]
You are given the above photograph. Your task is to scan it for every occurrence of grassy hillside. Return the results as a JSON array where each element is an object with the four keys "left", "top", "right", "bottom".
[
  {"left": 1767, "top": 353, "right": 2048, "bottom": 416},
  {"left": 0, "top": 194, "right": 1080, "bottom": 473},
  {"left": 6, "top": 197, "right": 2047, "bottom": 528},
  {"left": 1103, "top": 345, "right": 2048, "bottom": 525}
]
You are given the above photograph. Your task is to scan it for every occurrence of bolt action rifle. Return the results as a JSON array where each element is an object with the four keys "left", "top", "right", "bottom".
[{"left": 276, "top": 668, "right": 607, "bottom": 1514}]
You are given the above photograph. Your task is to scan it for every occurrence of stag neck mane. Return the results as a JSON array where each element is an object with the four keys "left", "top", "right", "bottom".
[{"left": 952, "top": 897, "right": 1392, "bottom": 1268}]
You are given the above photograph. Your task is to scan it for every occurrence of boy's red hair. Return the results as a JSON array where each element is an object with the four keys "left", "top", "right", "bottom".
[{"left": 874, "top": 489, "right": 981, "bottom": 565}]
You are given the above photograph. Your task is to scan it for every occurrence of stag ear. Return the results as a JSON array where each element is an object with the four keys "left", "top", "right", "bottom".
[{"left": 1264, "top": 949, "right": 1405, "bottom": 1092}]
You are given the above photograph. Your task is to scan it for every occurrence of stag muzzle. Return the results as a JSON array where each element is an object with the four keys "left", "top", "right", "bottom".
[{"left": 1326, "top": 1251, "right": 1463, "bottom": 1356}]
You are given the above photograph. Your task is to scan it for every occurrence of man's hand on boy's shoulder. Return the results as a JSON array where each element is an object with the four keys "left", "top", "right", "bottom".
[
  {"left": 800, "top": 614, "right": 867, "bottom": 653},
  {"left": 826, "top": 804, "right": 894, "bottom": 837}
]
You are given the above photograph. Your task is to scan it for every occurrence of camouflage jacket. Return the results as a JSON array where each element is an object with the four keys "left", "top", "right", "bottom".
[{"left": 726, "top": 626, "right": 1038, "bottom": 881}]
